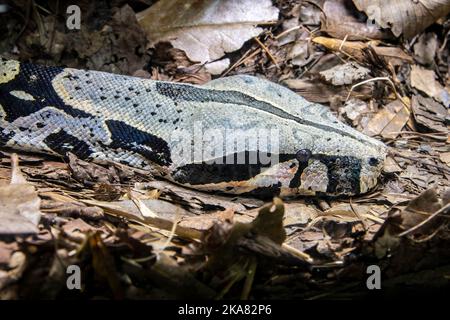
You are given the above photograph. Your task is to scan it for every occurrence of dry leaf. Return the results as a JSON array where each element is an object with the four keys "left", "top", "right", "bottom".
[
  {"left": 400, "top": 188, "right": 443, "bottom": 233},
  {"left": 411, "top": 95, "right": 448, "bottom": 134},
  {"left": 283, "top": 78, "right": 372, "bottom": 103},
  {"left": 440, "top": 153, "right": 450, "bottom": 166},
  {"left": 312, "top": 36, "right": 413, "bottom": 63},
  {"left": 413, "top": 33, "right": 438, "bottom": 66},
  {"left": 352, "top": 0, "right": 450, "bottom": 38},
  {"left": 320, "top": 62, "right": 370, "bottom": 86},
  {"left": 64, "top": 4, "right": 149, "bottom": 74},
  {"left": 137, "top": 0, "right": 279, "bottom": 73},
  {"left": 383, "top": 157, "right": 403, "bottom": 173},
  {"left": 341, "top": 99, "right": 370, "bottom": 126},
  {"left": 380, "top": 102, "right": 410, "bottom": 139},
  {"left": 0, "top": 155, "right": 41, "bottom": 235},
  {"left": 321, "top": 0, "right": 391, "bottom": 40},
  {"left": 286, "top": 30, "right": 318, "bottom": 67},
  {"left": 363, "top": 99, "right": 408, "bottom": 137},
  {"left": 40, "top": 200, "right": 104, "bottom": 220},
  {"left": 136, "top": 180, "right": 263, "bottom": 214},
  {"left": 410, "top": 65, "right": 449, "bottom": 106}
]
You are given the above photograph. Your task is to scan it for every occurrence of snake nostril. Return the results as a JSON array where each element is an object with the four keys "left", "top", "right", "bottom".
[{"left": 368, "top": 157, "right": 379, "bottom": 166}]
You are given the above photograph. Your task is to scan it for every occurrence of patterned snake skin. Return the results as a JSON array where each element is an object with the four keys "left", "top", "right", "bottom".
[{"left": 0, "top": 57, "right": 387, "bottom": 197}]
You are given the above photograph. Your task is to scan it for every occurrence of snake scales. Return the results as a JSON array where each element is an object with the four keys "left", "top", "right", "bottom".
[{"left": 0, "top": 57, "right": 387, "bottom": 197}]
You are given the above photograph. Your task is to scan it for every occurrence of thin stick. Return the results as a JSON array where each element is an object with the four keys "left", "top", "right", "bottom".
[
  {"left": 399, "top": 202, "right": 450, "bottom": 237},
  {"left": 254, "top": 37, "right": 279, "bottom": 68},
  {"left": 345, "top": 77, "right": 402, "bottom": 105},
  {"left": 221, "top": 48, "right": 261, "bottom": 77}
]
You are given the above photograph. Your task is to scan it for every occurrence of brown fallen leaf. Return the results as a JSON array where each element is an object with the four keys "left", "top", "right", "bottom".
[
  {"left": 68, "top": 153, "right": 120, "bottom": 185},
  {"left": 312, "top": 36, "right": 413, "bottom": 63},
  {"left": 399, "top": 188, "right": 444, "bottom": 233},
  {"left": 410, "top": 65, "right": 449, "bottom": 106},
  {"left": 440, "top": 152, "right": 450, "bottom": 167},
  {"left": 202, "top": 198, "right": 311, "bottom": 273},
  {"left": 352, "top": 0, "right": 450, "bottom": 38},
  {"left": 0, "top": 154, "right": 41, "bottom": 235},
  {"left": 380, "top": 101, "right": 410, "bottom": 139},
  {"left": 62, "top": 218, "right": 104, "bottom": 235},
  {"left": 400, "top": 165, "right": 440, "bottom": 190},
  {"left": 283, "top": 78, "right": 373, "bottom": 103},
  {"left": 178, "top": 208, "right": 236, "bottom": 233},
  {"left": 89, "top": 233, "right": 124, "bottom": 299},
  {"left": 63, "top": 4, "right": 150, "bottom": 74},
  {"left": 411, "top": 95, "right": 448, "bottom": 134},
  {"left": 383, "top": 157, "right": 403, "bottom": 173},
  {"left": 363, "top": 99, "right": 409, "bottom": 138},
  {"left": 320, "top": 62, "right": 371, "bottom": 86},
  {"left": 137, "top": 0, "right": 279, "bottom": 74},
  {"left": 321, "top": 0, "right": 392, "bottom": 40},
  {"left": 40, "top": 200, "right": 104, "bottom": 221},
  {"left": 136, "top": 180, "right": 263, "bottom": 214},
  {"left": 414, "top": 33, "right": 438, "bottom": 66}
]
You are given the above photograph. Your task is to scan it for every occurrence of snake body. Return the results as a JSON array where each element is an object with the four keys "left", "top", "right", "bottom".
[{"left": 0, "top": 57, "right": 387, "bottom": 197}]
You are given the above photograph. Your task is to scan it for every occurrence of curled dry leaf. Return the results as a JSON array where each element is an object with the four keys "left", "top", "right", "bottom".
[
  {"left": 136, "top": 0, "right": 279, "bottom": 74},
  {"left": 202, "top": 198, "right": 310, "bottom": 273},
  {"left": 321, "top": 0, "right": 391, "bottom": 40},
  {"left": 0, "top": 156, "right": 41, "bottom": 235},
  {"left": 352, "top": 0, "right": 450, "bottom": 38},
  {"left": 312, "top": 36, "right": 413, "bottom": 63}
]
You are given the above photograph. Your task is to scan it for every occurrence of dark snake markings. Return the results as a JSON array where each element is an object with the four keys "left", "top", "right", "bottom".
[
  {"left": 43, "top": 129, "right": 93, "bottom": 159},
  {"left": 173, "top": 150, "right": 361, "bottom": 195},
  {"left": 0, "top": 62, "right": 92, "bottom": 122},
  {"left": 155, "top": 82, "right": 364, "bottom": 142},
  {"left": 105, "top": 119, "right": 172, "bottom": 166}
]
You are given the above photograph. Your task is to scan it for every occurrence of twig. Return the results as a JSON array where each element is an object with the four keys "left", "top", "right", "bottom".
[
  {"left": 221, "top": 48, "right": 261, "bottom": 77},
  {"left": 344, "top": 76, "right": 403, "bottom": 105},
  {"left": 349, "top": 198, "right": 368, "bottom": 230},
  {"left": 399, "top": 202, "right": 450, "bottom": 237},
  {"left": 282, "top": 243, "right": 314, "bottom": 263},
  {"left": 254, "top": 37, "right": 279, "bottom": 69},
  {"left": 274, "top": 25, "right": 301, "bottom": 40}
]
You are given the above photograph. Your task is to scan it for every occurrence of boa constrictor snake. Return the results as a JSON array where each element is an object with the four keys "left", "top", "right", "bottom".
[{"left": 0, "top": 57, "right": 387, "bottom": 197}]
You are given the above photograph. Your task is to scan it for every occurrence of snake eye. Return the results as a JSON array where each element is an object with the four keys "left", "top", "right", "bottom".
[{"left": 296, "top": 149, "right": 312, "bottom": 163}]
